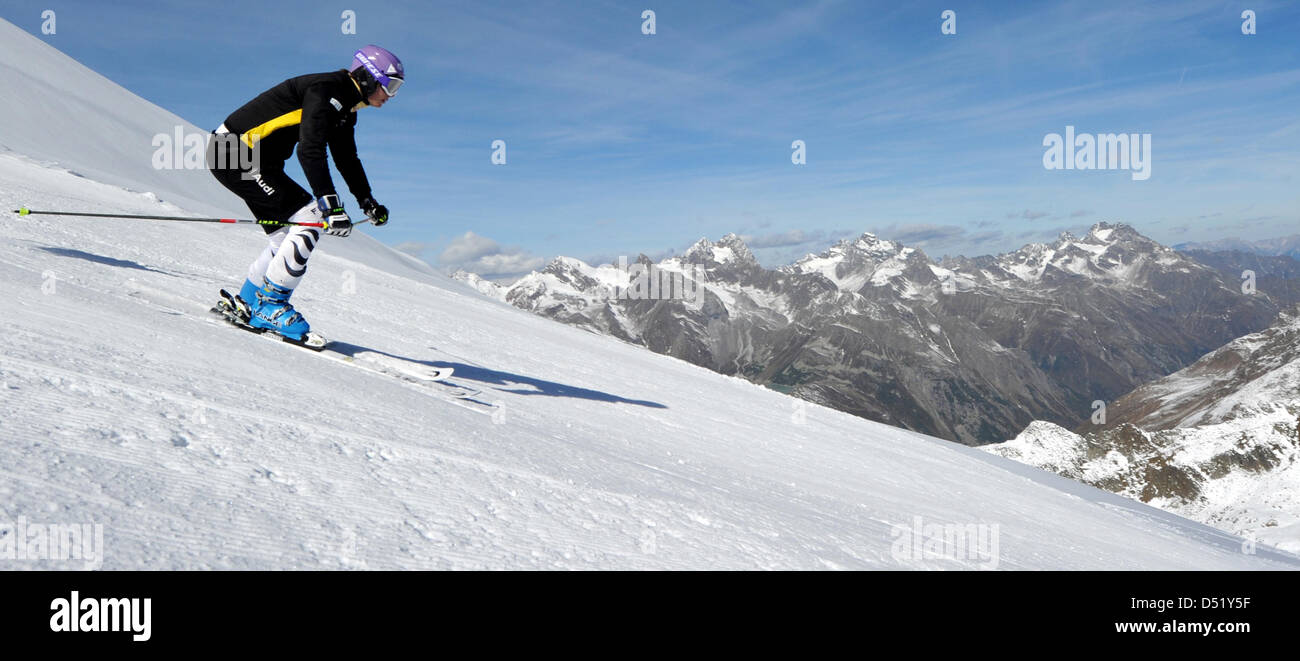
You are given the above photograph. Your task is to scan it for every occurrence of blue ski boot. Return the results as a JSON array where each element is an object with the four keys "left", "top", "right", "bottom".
[
  {"left": 244, "top": 278, "right": 311, "bottom": 340},
  {"left": 230, "top": 278, "right": 258, "bottom": 321}
]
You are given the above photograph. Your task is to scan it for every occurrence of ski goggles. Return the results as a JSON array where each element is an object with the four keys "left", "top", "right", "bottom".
[
  {"left": 353, "top": 50, "right": 404, "bottom": 97},
  {"left": 379, "top": 76, "right": 403, "bottom": 97}
]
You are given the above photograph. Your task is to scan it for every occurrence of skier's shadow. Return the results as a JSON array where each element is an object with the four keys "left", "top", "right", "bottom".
[
  {"left": 37, "top": 246, "right": 172, "bottom": 275},
  {"left": 329, "top": 342, "right": 668, "bottom": 409}
]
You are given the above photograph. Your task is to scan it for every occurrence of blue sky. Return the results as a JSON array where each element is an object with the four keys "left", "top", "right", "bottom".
[{"left": 4, "top": 0, "right": 1299, "bottom": 278}]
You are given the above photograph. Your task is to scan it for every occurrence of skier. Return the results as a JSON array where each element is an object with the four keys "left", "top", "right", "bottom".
[{"left": 207, "top": 45, "right": 402, "bottom": 343}]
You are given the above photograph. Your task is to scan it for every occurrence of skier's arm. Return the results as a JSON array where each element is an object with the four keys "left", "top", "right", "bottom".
[
  {"left": 328, "top": 113, "right": 375, "bottom": 204},
  {"left": 297, "top": 85, "right": 342, "bottom": 199}
]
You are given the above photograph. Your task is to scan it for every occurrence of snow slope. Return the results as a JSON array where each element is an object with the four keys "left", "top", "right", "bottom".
[{"left": 1, "top": 21, "right": 1297, "bottom": 569}]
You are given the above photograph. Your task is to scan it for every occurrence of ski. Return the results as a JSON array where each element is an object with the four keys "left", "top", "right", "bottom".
[
  {"left": 210, "top": 289, "right": 494, "bottom": 410},
  {"left": 313, "top": 350, "right": 485, "bottom": 400},
  {"left": 336, "top": 348, "right": 456, "bottom": 384}
]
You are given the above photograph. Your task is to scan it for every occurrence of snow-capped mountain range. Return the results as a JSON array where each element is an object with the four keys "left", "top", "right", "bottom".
[
  {"left": 985, "top": 305, "right": 1300, "bottom": 552},
  {"left": 459, "top": 223, "right": 1285, "bottom": 444},
  {"left": 10, "top": 16, "right": 1295, "bottom": 569},
  {"left": 1176, "top": 234, "right": 1300, "bottom": 261}
]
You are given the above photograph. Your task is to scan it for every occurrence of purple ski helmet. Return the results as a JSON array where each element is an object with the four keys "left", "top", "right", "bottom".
[{"left": 349, "top": 45, "right": 404, "bottom": 98}]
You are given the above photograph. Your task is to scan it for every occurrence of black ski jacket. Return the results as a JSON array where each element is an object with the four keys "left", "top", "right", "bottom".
[{"left": 220, "top": 70, "right": 372, "bottom": 201}]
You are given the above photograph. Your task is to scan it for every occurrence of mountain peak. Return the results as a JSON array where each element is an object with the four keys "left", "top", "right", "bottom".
[
  {"left": 1082, "top": 222, "right": 1145, "bottom": 245},
  {"left": 849, "top": 231, "right": 895, "bottom": 250},
  {"left": 684, "top": 234, "right": 757, "bottom": 266},
  {"left": 542, "top": 255, "right": 591, "bottom": 276},
  {"left": 988, "top": 220, "right": 1190, "bottom": 283},
  {"left": 718, "top": 233, "right": 756, "bottom": 258},
  {"left": 783, "top": 230, "right": 920, "bottom": 291}
]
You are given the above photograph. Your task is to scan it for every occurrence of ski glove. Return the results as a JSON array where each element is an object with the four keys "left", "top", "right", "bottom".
[
  {"left": 359, "top": 196, "right": 389, "bottom": 227},
  {"left": 317, "top": 194, "right": 353, "bottom": 237}
]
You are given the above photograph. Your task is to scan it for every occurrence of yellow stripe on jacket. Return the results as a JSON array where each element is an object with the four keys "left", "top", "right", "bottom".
[{"left": 240, "top": 109, "right": 303, "bottom": 149}]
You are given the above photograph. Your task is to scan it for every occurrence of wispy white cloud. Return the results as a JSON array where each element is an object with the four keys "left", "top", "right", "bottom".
[{"left": 438, "top": 231, "right": 546, "bottom": 278}]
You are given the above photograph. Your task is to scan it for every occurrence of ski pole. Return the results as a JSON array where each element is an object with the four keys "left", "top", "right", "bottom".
[{"left": 10, "top": 207, "right": 328, "bottom": 228}]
